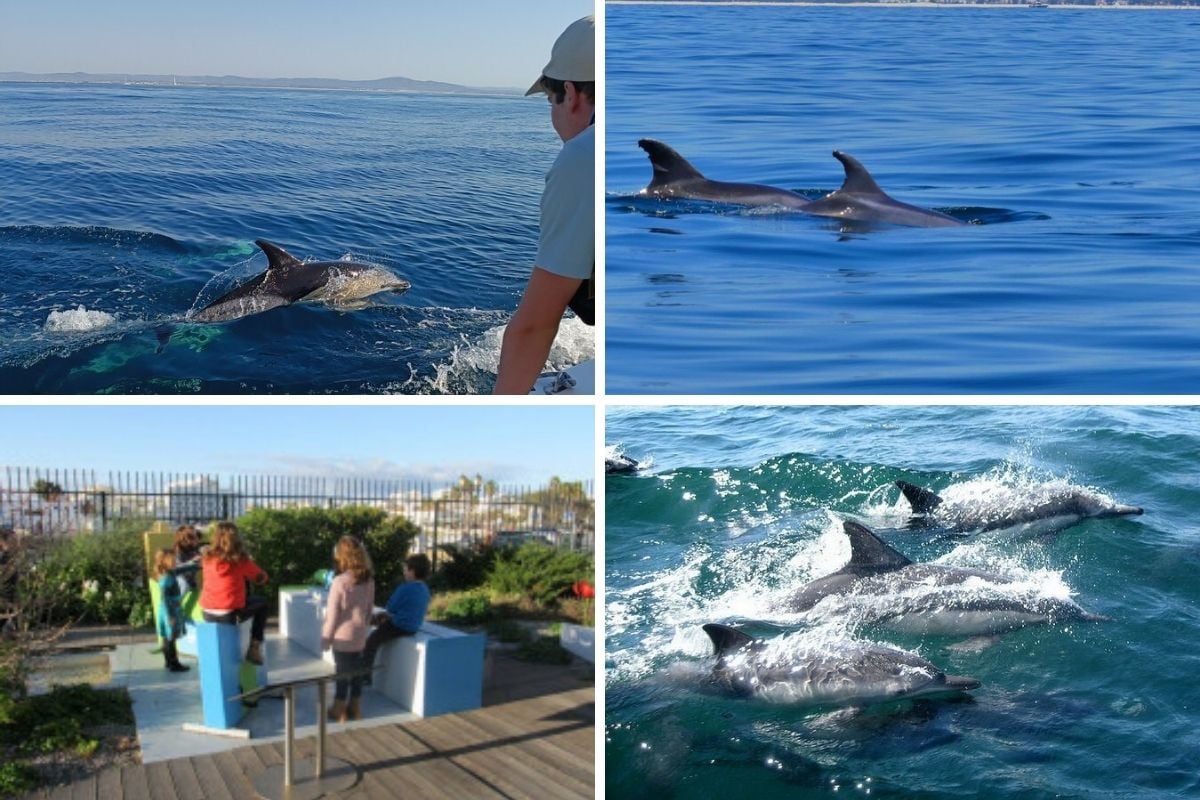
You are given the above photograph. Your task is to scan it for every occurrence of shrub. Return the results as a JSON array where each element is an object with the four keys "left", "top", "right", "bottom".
[
  {"left": 516, "top": 635, "right": 573, "bottom": 665},
  {"left": 26, "top": 518, "right": 149, "bottom": 626},
  {"left": 429, "top": 543, "right": 498, "bottom": 592},
  {"left": 235, "top": 506, "right": 418, "bottom": 611},
  {"left": 0, "top": 760, "right": 38, "bottom": 796},
  {"left": 486, "top": 542, "right": 593, "bottom": 607},
  {"left": 439, "top": 590, "right": 493, "bottom": 624}
]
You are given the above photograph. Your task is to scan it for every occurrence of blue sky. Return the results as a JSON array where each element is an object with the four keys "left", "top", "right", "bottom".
[
  {"left": 0, "top": 1, "right": 594, "bottom": 89},
  {"left": 0, "top": 405, "right": 595, "bottom": 486}
]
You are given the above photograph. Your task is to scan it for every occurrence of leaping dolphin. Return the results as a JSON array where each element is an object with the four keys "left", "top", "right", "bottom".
[
  {"left": 189, "top": 240, "right": 410, "bottom": 324},
  {"left": 702, "top": 623, "right": 980, "bottom": 706},
  {"left": 605, "top": 453, "right": 642, "bottom": 475},
  {"left": 787, "top": 521, "right": 1105, "bottom": 636},
  {"left": 896, "top": 479, "right": 1144, "bottom": 536},
  {"left": 637, "top": 139, "right": 964, "bottom": 228}
]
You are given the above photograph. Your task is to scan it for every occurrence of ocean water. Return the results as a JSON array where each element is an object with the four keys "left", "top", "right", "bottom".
[
  {"left": 606, "top": 5, "right": 1200, "bottom": 393},
  {"left": 0, "top": 83, "right": 592, "bottom": 394},
  {"left": 605, "top": 405, "right": 1200, "bottom": 798}
]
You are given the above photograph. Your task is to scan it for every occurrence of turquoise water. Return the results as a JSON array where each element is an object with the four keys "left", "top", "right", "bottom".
[
  {"left": 606, "top": 5, "right": 1200, "bottom": 393},
  {"left": 0, "top": 83, "right": 592, "bottom": 393},
  {"left": 606, "top": 406, "right": 1200, "bottom": 798}
]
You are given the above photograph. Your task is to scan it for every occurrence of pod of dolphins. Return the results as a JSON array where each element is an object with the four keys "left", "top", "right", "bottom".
[
  {"left": 697, "top": 477, "right": 1143, "bottom": 709},
  {"left": 636, "top": 138, "right": 967, "bottom": 228}
]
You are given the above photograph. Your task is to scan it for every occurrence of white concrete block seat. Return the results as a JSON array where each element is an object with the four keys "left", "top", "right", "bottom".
[{"left": 278, "top": 587, "right": 484, "bottom": 717}]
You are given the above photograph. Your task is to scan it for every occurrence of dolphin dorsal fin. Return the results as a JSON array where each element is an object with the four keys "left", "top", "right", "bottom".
[
  {"left": 896, "top": 480, "right": 944, "bottom": 513},
  {"left": 832, "top": 151, "right": 885, "bottom": 196},
  {"left": 702, "top": 623, "right": 756, "bottom": 655},
  {"left": 255, "top": 240, "right": 303, "bottom": 272},
  {"left": 843, "top": 521, "right": 912, "bottom": 570},
  {"left": 639, "top": 139, "right": 706, "bottom": 187}
]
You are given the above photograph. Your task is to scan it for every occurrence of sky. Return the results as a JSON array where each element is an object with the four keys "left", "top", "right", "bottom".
[
  {"left": 0, "top": 1, "right": 594, "bottom": 89},
  {"left": 0, "top": 405, "right": 595, "bottom": 487}
]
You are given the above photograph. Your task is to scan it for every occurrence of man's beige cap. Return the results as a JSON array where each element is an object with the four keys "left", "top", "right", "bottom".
[{"left": 525, "top": 15, "right": 595, "bottom": 96}]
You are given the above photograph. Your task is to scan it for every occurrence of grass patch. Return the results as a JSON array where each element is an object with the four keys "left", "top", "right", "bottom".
[{"left": 0, "top": 683, "right": 135, "bottom": 797}]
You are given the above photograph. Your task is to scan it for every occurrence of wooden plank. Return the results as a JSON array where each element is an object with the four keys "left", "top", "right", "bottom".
[
  {"left": 210, "top": 749, "right": 254, "bottom": 799},
  {"left": 460, "top": 703, "right": 594, "bottom": 786},
  {"left": 421, "top": 712, "right": 588, "bottom": 800},
  {"left": 68, "top": 775, "right": 97, "bottom": 800},
  {"left": 251, "top": 741, "right": 283, "bottom": 767},
  {"left": 338, "top": 726, "right": 436, "bottom": 800},
  {"left": 471, "top": 706, "right": 593, "bottom": 791},
  {"left": 95, "top": 765, "right": 121, "bottom": 800},
  {"left": 165, "top": 758, "right": 205, "bottom": 800},
  {"left": 229, "top": 743, "right": 268, "bottom": 783},
  {"left": 188, "top": 755, "right": 236, "bottom": 800},
  {"left": 46, "top": 782, "right": 74, "bottom": 800},
  {"left": 143, "top": 762, "right": 176, "bottom": 800},
  {"left": 119, "top": 763, "right": 152, "bottom": 800}
]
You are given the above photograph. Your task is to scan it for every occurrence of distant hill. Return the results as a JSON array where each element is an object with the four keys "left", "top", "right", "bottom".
[{"left": 0, "top": 71, "right": 522, "bottom": 96}]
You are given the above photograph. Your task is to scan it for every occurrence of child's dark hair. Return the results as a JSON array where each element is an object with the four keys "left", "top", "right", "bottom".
[
  {"left": 153, "top": 548, "right": 177, "bottom": 578},
  {"left": 405, "top": 552, "right": 431, "bottom": 581},
  {"left": 539, "top": 76, "right": 595, "bottom": 104}
]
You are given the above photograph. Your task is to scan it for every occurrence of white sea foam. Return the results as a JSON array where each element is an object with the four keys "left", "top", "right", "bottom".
[{"left": 44, "top": 305, "right": 118, "bottom": 332}]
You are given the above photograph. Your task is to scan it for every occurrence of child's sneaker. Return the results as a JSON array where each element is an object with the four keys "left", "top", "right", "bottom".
[{"left": 167, "top": 662, "right": 190, "bottom": 673}]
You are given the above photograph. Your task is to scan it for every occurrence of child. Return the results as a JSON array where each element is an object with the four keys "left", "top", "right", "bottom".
[
  {"left": 154, "top": 548, "right": 200, "bottom": 672},
  {"left": 199, "top": 521, "right": 269, "bottom": 665},
  {"left": 320, "top": 536, "right": 375, "bottom": 722},
  {"left": 361, "top": 552, "right": 431, "bottom": 685},
  {"left": 173, "top": 524, "right": 204, "bottom": 596}
]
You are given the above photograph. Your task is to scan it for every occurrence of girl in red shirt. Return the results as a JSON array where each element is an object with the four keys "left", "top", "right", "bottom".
[{"left": 199, "top": 521, "right": 269, "bottom": 665}]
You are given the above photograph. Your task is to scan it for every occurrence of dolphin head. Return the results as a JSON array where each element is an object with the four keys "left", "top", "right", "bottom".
[
  {"left": 1069, "top": 492, "right": 1144, "bottom": 519},
  {"left": 317, "top": 261, "right": 411, "bottom": 303}
]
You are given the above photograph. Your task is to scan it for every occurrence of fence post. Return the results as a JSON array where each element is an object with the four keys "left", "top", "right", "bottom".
[{"left": 430, "top": 501, "right": 439, "bottom": 571}]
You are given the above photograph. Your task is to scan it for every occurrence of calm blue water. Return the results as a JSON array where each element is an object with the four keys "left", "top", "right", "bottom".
[
  {"left": 606, "top": 405, "right": 1200, "bottom": 798},
  {"left": 0, "top": 83, "right": 592, "bottom": 393},
  {"left": 606, "top": 6, "right": 1200, "bottom": 393}
]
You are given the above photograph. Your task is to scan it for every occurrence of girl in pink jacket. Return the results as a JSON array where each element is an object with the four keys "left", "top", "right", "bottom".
[{"left": 321, "top": 536, "right": 375, "bottom": 722}]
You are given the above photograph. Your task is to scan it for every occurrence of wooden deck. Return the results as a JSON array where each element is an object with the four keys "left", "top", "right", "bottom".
[{"left": 26, "top": 650, "right": 595, "bottom": 800}]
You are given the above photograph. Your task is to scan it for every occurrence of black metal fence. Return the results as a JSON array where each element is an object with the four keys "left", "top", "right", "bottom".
[{"left": 0, "top": 467, "right": 594, "bottom": 555}]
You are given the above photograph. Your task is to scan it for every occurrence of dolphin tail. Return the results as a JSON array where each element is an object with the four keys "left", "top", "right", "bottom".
[
  {"left": 638, "top": 139, "right": 706, "bottom": 189},
  {"left": 843, "top": 521, "right": 912, "bottom": 570},
  {"left": 702, "top": 623, "right": 756, "bottom": 655},
  {"left": 896, "top": 480, "right": 944, "bottom": 514},
  {"left": 941, "top": 674, "right": 981, "bottom": 691}
]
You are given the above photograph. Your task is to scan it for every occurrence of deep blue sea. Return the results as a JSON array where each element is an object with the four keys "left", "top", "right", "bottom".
[
  {"left": 606, "top": 5, "right": 1200, "bottom": 393},
  {"left": 606, "top": 405, "right": 1200, "bottom": 798},
  {"left": 0, "top": 83, "right": 592, "bottom": 393}
]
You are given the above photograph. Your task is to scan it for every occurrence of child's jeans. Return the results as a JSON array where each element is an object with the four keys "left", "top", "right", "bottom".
[{"left": 332, "top": 649, "right": 367, "bottom": 700}]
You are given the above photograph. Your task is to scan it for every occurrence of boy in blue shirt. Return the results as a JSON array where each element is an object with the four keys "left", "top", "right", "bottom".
[{"left": 362, "top": 553, "right": 431, "bottom": 684}]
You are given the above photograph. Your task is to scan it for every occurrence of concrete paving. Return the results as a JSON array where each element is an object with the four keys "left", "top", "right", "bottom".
[{"left": 107, "top": 634, "right": 417, "bottom": 763}]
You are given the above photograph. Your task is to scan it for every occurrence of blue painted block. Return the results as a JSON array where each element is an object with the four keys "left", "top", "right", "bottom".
[
  {"left": 421, "top": 632, "right": 486, "bottom": 717},
  {"left": 196, "top": 621, "right": 266, "bottom": 729}
]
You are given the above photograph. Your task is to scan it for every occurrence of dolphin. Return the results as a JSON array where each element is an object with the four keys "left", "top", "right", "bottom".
[
  {"left": 638, "top": 139, "right": 811, "bottom": 209},
  {"left": 803, "top": 151, "right": 964, "bottom": 228},
  {"left": 605, "top": 453, "right": 642, "bottom": 475},
  {"left": 787, "top": 521, "right": 1105, "bottom": 636},
  {"left": 637, "top": 139, "right": 964, "bottom": 227},
  {"left": 896, "top": 479, "right": 1144, "bottom": 536},
  {"left": 189, "top": 240, "right": 410, "bottom": 324},
  {"left": 702, "top": 623, "right": 979, "bottom": 706}
]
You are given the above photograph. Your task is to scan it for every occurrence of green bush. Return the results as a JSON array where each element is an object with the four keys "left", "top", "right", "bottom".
[
  {"left": 516, "top": 635, "right": 573, "bottom": 665},
  {"left": 237, "top": 506, "right": 418, "bottom": 610},
  {"left": 0, "top": 760, "right": 38, "bottom": 796},
  {"left": 440, "top": 590, "right": 493, "bottom": 624},
  {"left": 486, "top": 542, "right": 593, "bottom": 607},
  {"left": 26, "top": 518, "right": 149, "bottom": 626},
  {"left": 430, "top": 543, "right": 498, "bottom": 591},
  {"left": 0, "top": 684, "right": 131, "bottom": 757}
]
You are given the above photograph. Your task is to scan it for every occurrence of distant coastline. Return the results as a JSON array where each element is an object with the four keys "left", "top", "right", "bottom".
[{"left": 0, "top": 71, "right": 523, "bottom": 97}]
